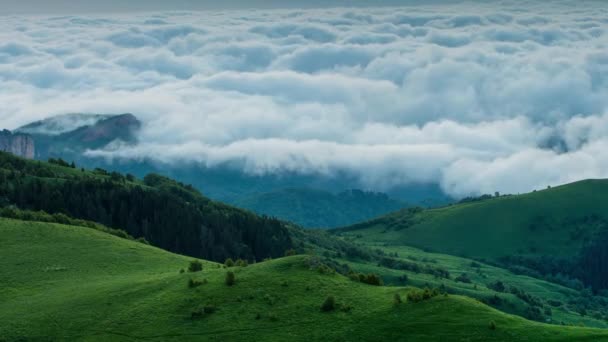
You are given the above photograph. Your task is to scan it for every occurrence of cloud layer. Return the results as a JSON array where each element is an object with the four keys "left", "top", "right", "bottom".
[{"left": 1, "top": 1, "right": 608, "bottom": 197}]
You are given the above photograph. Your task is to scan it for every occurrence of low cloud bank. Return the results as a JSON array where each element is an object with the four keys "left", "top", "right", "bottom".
[{"left": 1, "top": 1, "right": 607, "bottom": 197}]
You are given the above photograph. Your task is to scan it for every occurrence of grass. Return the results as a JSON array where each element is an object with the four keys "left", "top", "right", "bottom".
[
  {"left": 1, "top": 218, "right": 608, "bottom": 341},
  {"left": 338, "top": 179, "right": 608, "bottom": 260},
  {"left": 338, "top": 244, "right": 608, "bottom": 328}
]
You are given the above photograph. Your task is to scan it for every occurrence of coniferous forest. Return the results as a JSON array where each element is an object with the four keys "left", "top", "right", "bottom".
[{"left": 0, "top": 152, "right": 292, "bottom": 262}]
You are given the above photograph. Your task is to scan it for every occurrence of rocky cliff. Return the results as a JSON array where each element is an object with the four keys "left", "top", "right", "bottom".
[{"left": 0, "top": 130, "right": 35, "bottom": 159}]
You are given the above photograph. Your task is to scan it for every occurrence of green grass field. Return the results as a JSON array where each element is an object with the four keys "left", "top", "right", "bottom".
[
  {"left": 2, "top": 218, "right": 608, "bottom": 341},
  {"left": 339, "top": 180, "right": 608, "bottom": 260}
]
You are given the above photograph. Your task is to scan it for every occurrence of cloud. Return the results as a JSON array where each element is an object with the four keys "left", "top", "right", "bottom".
[{"left": 1, "top": 2, "right": 608, "bottom": 198}]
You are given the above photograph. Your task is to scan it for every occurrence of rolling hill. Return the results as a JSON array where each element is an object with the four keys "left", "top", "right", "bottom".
[
  {"left": 337, "top": 180, "right": 608, "bottom": 291},
  {"left": 2, "top": 217, "right": 607, "bottom": 341}
]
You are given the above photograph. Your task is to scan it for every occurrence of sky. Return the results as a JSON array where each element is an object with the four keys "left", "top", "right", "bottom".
[{"left": 1, "top": 1, "right": 607, "bottom": 197}]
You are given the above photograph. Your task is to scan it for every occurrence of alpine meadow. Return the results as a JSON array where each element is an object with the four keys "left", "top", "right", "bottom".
[{"left": 2, "top": 0, "right": 608, "bottom": 341}]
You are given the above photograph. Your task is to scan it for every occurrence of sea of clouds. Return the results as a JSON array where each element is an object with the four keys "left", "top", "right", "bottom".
[{"left": 1, "top": 0, "right": 607, "bottom": 197}]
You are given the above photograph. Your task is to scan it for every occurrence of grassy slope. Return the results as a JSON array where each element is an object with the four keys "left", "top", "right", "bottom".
[
  {"left": 338, "top": 244, "right": 608, "bottom": 328},
  {"left": 1, "top": 219, "right": 607, "bottom": 341},
  {"left": 339, "top": 180, "right": 608, "bottom": 259}
]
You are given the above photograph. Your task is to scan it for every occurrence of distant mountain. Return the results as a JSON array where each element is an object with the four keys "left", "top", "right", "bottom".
[
  {"left": 17, "top": 113, "right": 115, "bottom": 136},
  {"left": 16, "top": 113, "right": 141, "bottom": 160},
  {"left": 0, "top": 129, "right": 35, "bottom": 159},
  {"left": 236, "top": 188, "right": 406, "bottom": 228}
]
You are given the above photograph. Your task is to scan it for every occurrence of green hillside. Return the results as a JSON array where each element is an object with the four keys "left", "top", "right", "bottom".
[
  {"left": 0, "top": 151, "right": 293, "bottom": 262},
  {"left": 2, "top": 218, "right": 607, "bottom": 341},
  {"left": 337, "top": 180, "right": 608, "bottom": 291},
  {"left": 236, "top": 188, "right": 406, "bottom": 228}
]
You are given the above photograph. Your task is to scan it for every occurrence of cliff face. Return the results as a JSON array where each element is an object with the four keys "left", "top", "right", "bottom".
[{"left": 0, "top": 130, "right": 35, "bottom": 159}]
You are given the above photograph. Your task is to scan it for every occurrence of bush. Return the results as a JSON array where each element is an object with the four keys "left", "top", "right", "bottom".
[
  {"left": 188, "top": 260, "right": 203, "bottom": 272},
  {"left": 285, "top": 249, "right": 297, "bottom": 256},
  {"left": 489, "top": 321, "right": 496, "bottom": 330},
  {"left": 360, "top": 273, "right": 383, "bottom": 286},
  {"left": 407, "top": 288, "right": 440, "bottom": 303},
  {"left": 455, "top": 273, "right": 472, "bottom": 283},
  {"left": 225, "top": 258, "right": 235, "bottom": 267},
  {"left": 188, "top": 278, "right": 206, "bottom": 288},
  {"left": 488, "top": 280, "right": 506, "bottom": 292},
  {"left": 225, "top": 271, "right": 236, "bottom": 286},
  {"left": 394, "top": 293, "right": 402, "bottom": 305},
  {"left": 321, "top": 296, "right": 336, "bottom": 312},
  {"left": 235, "top": 259, "right": 249, "bottom": 267}
]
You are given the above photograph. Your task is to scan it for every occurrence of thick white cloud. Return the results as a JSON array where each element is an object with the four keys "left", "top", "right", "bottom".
[{"left": 1, "top": 1, "right": 608, "bottom": 197}]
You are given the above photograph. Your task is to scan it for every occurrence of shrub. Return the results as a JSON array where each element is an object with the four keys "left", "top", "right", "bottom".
[
  {"left": 225, "top": 271, "right": 236, "bottom": 286},
  {"left": 191, "top": 304, "right": 215, "bottom": 319},
  {"left": 361, "top": 273, "right": 383, "bottom": 286},
  {"left": 455, "top": 273, "right": 472, "bottom": 283},
  {"left": 136, "top": 237, "right": 149, "bottom": 245},
  {"left": 488, "top": 280, "right": 506, "bottom": 292},
  {"left": 394, "top": 293, "right": 402, "bottom": 305},
  {"left": 407, "top": 290, "right": 424, "bottom": 303},
  {"left": 235, "top": 259, "right": 249, "bottom": 267},
  {"left": 317, "top": 264, "right": 335, "bottom": 275},
  {"left": 268, "top": 312, "right": 279, "bottom": 322},
  {"left": 188, "top": 260, "right": 203, "bottom": 272},
  {"left": 407, "top": 288, "right": 440, "bottom": 303},
  {"left": 203, "top": 304, "right": 216, "bottom": 314},
  {"left": 321, "top": 296, "right": 336, "bottom": 312},
  {"left": 225, "top": 258, "right": 235, "bottom": 267},
  {"left": 285, "top": 249, "right": 297, "bottom": 256},
  {"left": 188, "top": 278, "right": 206, "bottom": 288},
  {"left": 489, "top": 321, "right": 496, "bottom": 330},
  {"left": 179, "top": 269, "right": 185, "bottom": 274}
]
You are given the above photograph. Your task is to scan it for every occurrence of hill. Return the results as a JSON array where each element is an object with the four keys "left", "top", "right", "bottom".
[
  {"left": 235, "top": 188, "right": 406, "bottom": 228},
  {"left": 0, "top": 151, "right": 292, "bottom": 262},
  {"left": 2, "top": 218, "right": 607, "bottom": 341},
  {"left": 337, "top": 180, "right": 608, "bottom": 291}
]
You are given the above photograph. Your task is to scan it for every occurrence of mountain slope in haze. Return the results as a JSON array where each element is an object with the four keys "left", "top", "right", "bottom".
[
  {"left": 236, "top": 188, "right": 407, "bottom": 228},
  {"left": 16, "top": 113, "right": 141, "bottom": 160},
  {"left": 2, "top": 218, "right": 607, "bottom": 341},
  {"left": 337, "top": 180, "right": 608, "bottom": 291}
]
